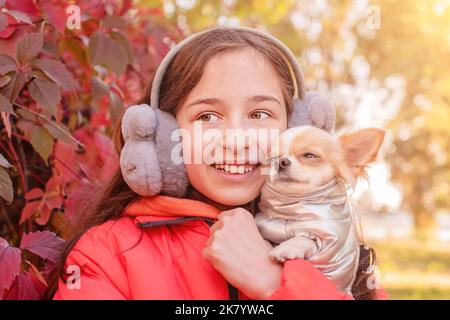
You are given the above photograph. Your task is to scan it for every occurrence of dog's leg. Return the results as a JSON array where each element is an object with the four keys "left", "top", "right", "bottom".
[{"left": 270, "top": 236, "right": 317, "bottom": 263}]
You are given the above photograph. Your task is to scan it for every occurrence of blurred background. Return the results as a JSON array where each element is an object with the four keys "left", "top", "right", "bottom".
[{"left": 0, "top": 0, "right": 449, "bottom": 299}]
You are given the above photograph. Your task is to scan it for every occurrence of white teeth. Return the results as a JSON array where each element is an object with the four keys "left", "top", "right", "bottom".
[{"left": 213, "top": 164, "right": 257, "bottom": 174}]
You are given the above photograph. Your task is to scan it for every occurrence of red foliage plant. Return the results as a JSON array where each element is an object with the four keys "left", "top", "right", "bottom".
[{"left": 0, "top": 0, "right": 182, "bottom": 299}]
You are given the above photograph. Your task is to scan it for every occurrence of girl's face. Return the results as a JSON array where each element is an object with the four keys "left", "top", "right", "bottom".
[{"left": 176, "top": 48, "right": 288, "bottom": 206}]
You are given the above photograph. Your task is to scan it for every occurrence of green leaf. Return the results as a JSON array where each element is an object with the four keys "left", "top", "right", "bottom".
[
  {"left": 6, "top": 10, "right": 34, "bottom": 25},
  {"left": 0, "top": 153, "right": 11, "bottom": 168},
  {"left": 0, "top": 166, "right": 13, "bottom": 203},
  {"left": 0, "top": 75, "right": 11, "bottom": 88},
  {"left": 30, "top": 58, "right": 76, "bottom": 91},
  {"left": 0, "top": 93, "right": 15, "bottom": 115},
  {"left": 0, "top": 54, "right": 17, "bottom": 75},
  {"left": 28, "top": 77, "right": 61, "bottom": 116},
  {"left": 30, "top": 126, "right": 54, "bottom": 164},
  {"left": 16, "top": 33, "right": 43, "bottom": 65}
]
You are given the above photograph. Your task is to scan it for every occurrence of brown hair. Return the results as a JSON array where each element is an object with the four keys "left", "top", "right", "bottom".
[{"left": 46, "top": 27, "right": 377, "bottom": 300}]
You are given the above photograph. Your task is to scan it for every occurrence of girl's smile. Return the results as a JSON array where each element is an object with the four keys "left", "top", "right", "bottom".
[{"left": 210, "top": 163, "right": 261, "bottom": 182}]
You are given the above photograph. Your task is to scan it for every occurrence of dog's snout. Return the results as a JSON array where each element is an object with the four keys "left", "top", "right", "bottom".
[{"left": 279, "top": 157, "right": 291, "bottom": 169}]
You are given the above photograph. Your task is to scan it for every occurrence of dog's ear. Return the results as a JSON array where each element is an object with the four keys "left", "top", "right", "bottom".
[{"left": 338, "top": 128, "right": 385, "bottom": 177}]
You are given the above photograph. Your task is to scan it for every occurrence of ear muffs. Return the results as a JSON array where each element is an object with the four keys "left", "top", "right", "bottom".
[
  {"left": 120, "top": 104, "right": 188, "bottom": 197},
  {"left": 289, "top": 91, "right": 335, "bottom": 132},
  {"left": 120, "top": 26, "right": 335, "bottom": 197}
]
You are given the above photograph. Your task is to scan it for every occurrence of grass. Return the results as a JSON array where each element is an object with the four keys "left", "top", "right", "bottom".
[{"left": 369, "top": 239, "right": 450, "bottom": 299}]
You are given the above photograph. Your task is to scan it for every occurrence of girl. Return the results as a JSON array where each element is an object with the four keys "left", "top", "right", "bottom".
[{"left": 49, "top": 26, "right": 387, "bottom": 300}]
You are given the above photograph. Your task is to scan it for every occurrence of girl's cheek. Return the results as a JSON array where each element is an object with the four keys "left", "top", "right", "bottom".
[{"left": 179, "top": 121, "right": 223, "bottom": 164}]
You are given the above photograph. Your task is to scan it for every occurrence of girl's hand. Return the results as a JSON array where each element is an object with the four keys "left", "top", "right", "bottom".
[{"left": 202, "top": 208, "right": 283, "bottom": 299}]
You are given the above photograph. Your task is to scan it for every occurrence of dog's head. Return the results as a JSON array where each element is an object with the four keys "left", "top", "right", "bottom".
[{"left": 267, "top": 126, "right": 385, "bottom": 195}]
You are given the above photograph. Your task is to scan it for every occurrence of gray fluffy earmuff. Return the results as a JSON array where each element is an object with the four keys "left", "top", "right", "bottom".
[
  {"left": 120, "top": 26, "right": 335, "bottom": 198},
  {"left": 120, "top": 104, "right": 189, "bottom": 198}
]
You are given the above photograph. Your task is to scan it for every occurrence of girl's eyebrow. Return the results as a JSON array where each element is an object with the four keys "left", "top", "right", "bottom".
[
  {"left": 187, "top": 97, "right": 221, "bottom": 108},
  {"left": 186, "top": 95, "right": 281, "bottom": 108},
  {"left": 248, "top": 95, "right": 282, "bottom": 106}
]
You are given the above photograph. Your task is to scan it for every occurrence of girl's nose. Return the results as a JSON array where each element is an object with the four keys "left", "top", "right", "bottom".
[{"left": 220, "top": 118, "right": 254, "bottom": 160}]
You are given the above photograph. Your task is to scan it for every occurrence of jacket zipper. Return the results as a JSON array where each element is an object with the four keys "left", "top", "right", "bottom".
[
  {"left": 137, "top": 215, "right": 238, "bottom": 300},
  {"left": 138, "top": 216, "right": 215, "bottom": 228}
]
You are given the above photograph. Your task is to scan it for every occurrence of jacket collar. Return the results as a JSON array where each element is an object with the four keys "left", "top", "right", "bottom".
[{"left": 124, "top": 195, "right": 222, "bottom": 225}]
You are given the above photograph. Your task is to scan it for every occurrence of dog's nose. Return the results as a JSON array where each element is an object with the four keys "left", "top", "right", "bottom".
[{"left": 279, "top": 157, "right": 291, "bottom": 169}]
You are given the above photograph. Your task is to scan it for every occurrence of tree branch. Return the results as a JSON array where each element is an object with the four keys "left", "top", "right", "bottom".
[{"left": 13, "top": 103, "right": 85, "bottom": 149}]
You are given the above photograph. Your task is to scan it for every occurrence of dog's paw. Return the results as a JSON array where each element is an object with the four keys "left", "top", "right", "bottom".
[{"left": 269, "top": 244, "right": 305, "bottom": 263}]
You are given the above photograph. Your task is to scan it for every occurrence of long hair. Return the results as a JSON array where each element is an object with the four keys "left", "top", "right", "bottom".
[{"left": 46, "top": 27, "right": 377, "bottom": 299}]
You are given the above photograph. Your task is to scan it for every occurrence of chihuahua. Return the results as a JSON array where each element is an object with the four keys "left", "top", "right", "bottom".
[{"left": 255, "top": 125, "right": 385, "bottom": 295}]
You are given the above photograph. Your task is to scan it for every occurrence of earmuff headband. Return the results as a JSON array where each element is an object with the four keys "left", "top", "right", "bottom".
[{"left": 150, "top": 26, "right": 306, "bottom": 109}]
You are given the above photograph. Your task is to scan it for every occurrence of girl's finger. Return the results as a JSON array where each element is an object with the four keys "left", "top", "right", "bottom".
[
  {"left": 218, "top": 208, "right": 240, "bottom": 218},
  {"left": 209, "top": 220, "right": 223, "bottom": 234}
]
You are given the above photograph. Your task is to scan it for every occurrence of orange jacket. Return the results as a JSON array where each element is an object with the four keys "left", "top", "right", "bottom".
[{"left": 53, "top": 195, "right": 388, "bottom": 300}]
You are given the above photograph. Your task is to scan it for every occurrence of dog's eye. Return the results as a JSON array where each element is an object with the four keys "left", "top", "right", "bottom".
[{"left": 303, "top": 153, "right": 318, "bottom": 159}]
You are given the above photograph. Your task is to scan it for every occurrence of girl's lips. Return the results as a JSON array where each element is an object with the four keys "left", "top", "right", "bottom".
[{"left": 209, "top": 164, "right": 261, "bottom": 182}]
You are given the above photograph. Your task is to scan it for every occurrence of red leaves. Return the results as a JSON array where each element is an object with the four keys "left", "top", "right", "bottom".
[
  {"left": 15, "top": 32, "right": 43, "bottom": 65},
  {"left": 0, "top": 53, "right": 17, "bottom": 74},
  {"left": 0, "top": 90, "right": 15, "bottom": 113},
  {"left": 0, "top": 0, "right": 177, "bottom": 300},
  {"left": 38, "top": 0, "right": 67, "bottom": 32},
  {"left": 0, "top": 237, "right": 21, "bottom": 296},
  {"left": 30, "top": 58, "right": 76, "bottom": 91},
  {"left": 55, "top": 127, "right": 118, "bottom": 184},
  {"left": 0, "top": 0, "right": 39, "bottom": 39},
  {"left": 0, "top": 152, "right": 13, "bottom": 203},
  {"left": 54, "top": 128, "right": 118, "bottom": 223},
  {"left": 20, "top": 175, "right": 63, "bottom": 225},
  {"left": 88, "top": 28, "right": 133, "bottom": 75},
  {"left": 0, "top": 52, "right": 23, "bottom": 113},
  {"left": 20, "top": 230, "right": 65, "bottom": 264},
  {"left": 28, "top": 77, "right": 61, "bottom": 115},
  {"left": 3, "top": 271, "right": 47, "bottom": 300},
  {"left": 0, "top": 230, "right": 64, "bottom": 299}
]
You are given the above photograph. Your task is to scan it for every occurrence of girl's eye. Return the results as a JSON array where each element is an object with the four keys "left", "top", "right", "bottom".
[
  {"left": 303, "top": 153, "right": 319, "bottom": 159},
  {"left": 196, "top": 113, "right": 220, "bottom": 123},
  {"left": 250, "top": 111, "right": 271, "bottom": 120}
]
